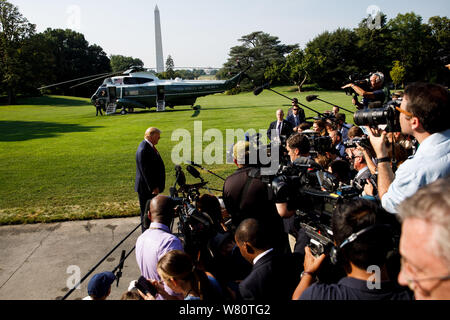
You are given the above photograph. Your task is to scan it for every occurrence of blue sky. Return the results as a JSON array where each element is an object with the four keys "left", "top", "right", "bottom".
[{"left": 9, "top": 0, "right": 450, "bottom": 69}]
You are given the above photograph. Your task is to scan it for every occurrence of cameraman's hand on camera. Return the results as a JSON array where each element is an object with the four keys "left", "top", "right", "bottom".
[
  {"left": 292, "top": 247, "right": 326, "bottom": 300},
  {"left": 363, "top": 178, "right": 375, "bottom": 196},
  {"left": 366, "top": 127, "right": 388, "bottom": 158},
  {"left": 304, "top": 246, "right": 326, "bottom": 275}
]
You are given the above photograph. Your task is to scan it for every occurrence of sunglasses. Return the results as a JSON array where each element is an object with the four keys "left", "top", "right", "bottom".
[{"left": 395, "top": 106, "right": 414, "bottom": 118}]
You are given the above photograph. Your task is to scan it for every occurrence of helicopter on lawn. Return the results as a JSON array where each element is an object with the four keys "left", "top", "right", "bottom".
[{"left": 39, "top": 65, "right": 249, "bottom": 115}]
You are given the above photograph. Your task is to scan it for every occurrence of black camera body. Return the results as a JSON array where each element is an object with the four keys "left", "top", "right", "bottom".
[
  {"left": 343, "top": 136, "right": 372, "bottom": 150},
  {"left": 353, "top": 103, "right": 401, "bottom": 132},
  {"left": 344, "top": 73, "right": 372, "bottom": 96},
  {"left": 271, "top": 160, "right": 360, "bottom": 257}
]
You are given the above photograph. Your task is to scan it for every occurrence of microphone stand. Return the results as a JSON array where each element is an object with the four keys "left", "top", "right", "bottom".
[
  {"left": 312, "top": 97, "right": 355, "bottom": 114},
  {"left": 264, "top": 88, "right": 330, "bottom": 119},
  {"left": 189, "top": 162, "right": 226, "bottom": 181}
]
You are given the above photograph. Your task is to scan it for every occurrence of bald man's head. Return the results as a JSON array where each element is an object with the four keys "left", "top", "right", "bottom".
[
  {"left": 150, "top": 195, "right": 175, "bottom": 226},
  {"left": 235, "top": 218, "right": 272, "bottom": 250}
]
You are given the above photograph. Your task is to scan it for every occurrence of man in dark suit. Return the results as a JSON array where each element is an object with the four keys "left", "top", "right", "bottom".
[
  {"left": 135, "top": 127, "right": 166, "bottom": 232},
  {"left": 286, "top": 103, "right": 306, "bottom": 128},
  {"left": 235, "top": 218, "right": 301, "bottom": 301},
  {"left": 267, "top": 109, "right": 294, "bottom": 142}
]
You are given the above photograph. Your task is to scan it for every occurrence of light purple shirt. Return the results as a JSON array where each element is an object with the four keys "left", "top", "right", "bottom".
[{"left": 135, "top": 222, "right": 184, "bottom": 299}]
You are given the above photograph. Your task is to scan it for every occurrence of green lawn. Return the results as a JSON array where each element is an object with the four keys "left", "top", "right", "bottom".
[{"left": 0, "top": 87, "right": 356, "bottom": 224}]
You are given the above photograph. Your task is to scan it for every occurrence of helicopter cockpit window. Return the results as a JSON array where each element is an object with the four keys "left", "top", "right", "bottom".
[
  {"left": 123, "top": 77, "right": 154, "bottom": 85},
  {"left": 103, "top": 78, "right": 113, "bottom": 85}
]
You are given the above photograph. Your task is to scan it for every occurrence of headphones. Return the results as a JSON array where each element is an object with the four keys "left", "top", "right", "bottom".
[{"left": 329, "top": 224, "right": 392, "bottom": 265}]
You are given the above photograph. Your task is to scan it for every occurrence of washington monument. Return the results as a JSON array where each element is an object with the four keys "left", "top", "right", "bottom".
[{"left": 155, "top": 5, "right": 164, "bottom": 73}]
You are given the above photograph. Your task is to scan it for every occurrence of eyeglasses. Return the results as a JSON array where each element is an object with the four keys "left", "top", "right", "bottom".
[
  {"left": 401, "top": 257, "right": 450, "bottom": 291},
  {"left": 405, "top": 275, "right": 450, "bottom": 291},
  {"left": 395, "top": 106, "right": 414, "bottom": 118},
  {"left": 293, "top": 109, "right": 299, "bottom": 111}
]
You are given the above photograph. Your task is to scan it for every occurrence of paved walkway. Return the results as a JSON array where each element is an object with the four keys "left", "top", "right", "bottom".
[
  {"left": 0, "top": 217, "right": 142, "bottom": 300},
  {"left": 0, "top": 217, "right": 296, "bottom": 300}
]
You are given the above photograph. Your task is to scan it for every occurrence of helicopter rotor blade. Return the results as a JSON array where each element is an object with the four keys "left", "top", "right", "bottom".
[
  {"left": 37, "top": 70, "right": 125, "bottom": 90},
  {"left": 69, "top": 72, "right": 119, "bottom": 89}
]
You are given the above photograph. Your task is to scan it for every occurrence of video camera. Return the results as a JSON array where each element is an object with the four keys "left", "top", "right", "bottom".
[
  {"left": 169, "top": 165, "right": 218, "bottom": 256},
  {"left": 343, "top": 136, "right": 372, "bottom": 150},
  {"left": 301, "top": 130, "right": 333, "bottom": 158},
  {"left": 270, "top": 160, "right": 360, "bottom": 257},
  {"left": 344, "top": 73, "right": 372, "bottom": 96}
]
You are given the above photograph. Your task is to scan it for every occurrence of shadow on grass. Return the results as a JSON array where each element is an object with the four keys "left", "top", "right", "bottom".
[
  {"left": 14, "top": 96, "right": 91, "bottom": 107},
  {"left": 0, "top": 121, "right": 102, "bottom": 142}
]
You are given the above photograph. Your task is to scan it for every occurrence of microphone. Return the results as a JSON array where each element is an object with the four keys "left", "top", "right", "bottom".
[
  {"left": 186, "top": 165, "right": 201, "bottom": 179},
  {"left": 187, "top": 161, "right": 203, "bottom": 169},
  {"left": 306, "top": 95, "right": 318, "bottom": 102},
  {"left": 253, "top": 83, "right": 270, "bottom": 96}
]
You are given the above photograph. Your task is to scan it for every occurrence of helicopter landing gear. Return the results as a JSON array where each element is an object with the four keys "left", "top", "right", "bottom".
[{"left": 120, "top": 109, "right": 128, "bottom": 115}]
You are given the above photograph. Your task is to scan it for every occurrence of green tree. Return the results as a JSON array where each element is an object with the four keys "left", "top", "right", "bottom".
[
  {"left": 0, "top": 0, "right": 36, "bottom": 104},
  {"left": 41, "top": 28, "right": 111, "bottom": 97},
  {"left": 386, "top": 12, "right": 434, "bottom": 82},
  {"left": 427, "top": 16, "right": 450, "bottom": 84},
  {"left": 110, "top": 55, "right": 143, "bottom": 73},
  {"left": 165, "top": 55, "right": 174, "bottom": 71},
  {"left": 390, "top": 60, "right": 406, "bottom": 89},
  {"left": 354, "top": 13, "right": 392, "bottom": 77},
  {"left": 304, "top": 28, "right": 359, "bottom": 89},
  {"left": 217, "top": 31, "right": 298, "bottom": 90}
]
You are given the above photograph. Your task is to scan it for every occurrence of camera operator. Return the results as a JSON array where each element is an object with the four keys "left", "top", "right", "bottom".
[
  {"left": 342, "top": 72, "right": 387, "bottom": 110},
  {"left": 222, "top": 141, "right": 289, "bottom": 253},
  {"left": 273, "top": 133, "right": 319, "bottom": 254},
  {"left": 397, "top": 177, "right": 450, "bottom": 300},
  {"left": 275, "top": 133, "right": 317, "bottom": 220},
  {"left": 292, "top": 199, "right": 413, "bottom": 300},
  {"left": 367, "top": 82, "right": 450, "bottom": 214}
]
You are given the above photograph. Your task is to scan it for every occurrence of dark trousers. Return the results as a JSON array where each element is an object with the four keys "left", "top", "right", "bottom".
[{"left": 138, "top": 192, "right": 155, "bottom": 233}]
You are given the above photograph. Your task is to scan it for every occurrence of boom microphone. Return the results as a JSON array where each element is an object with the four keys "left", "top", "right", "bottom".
[
  {"left": 306, "top": 95, "right": 319, "bottom": 102},
  {"left": 187, "top": 161, "right": 202, "bottom": 168},
  {"left": 186, "top": 165, "right": 201, "bottom": 179},
  {"left": 253, "top": 83, "right": 270, "bottom": 96}
]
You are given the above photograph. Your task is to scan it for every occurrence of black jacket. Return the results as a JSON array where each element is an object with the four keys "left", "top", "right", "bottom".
[
  {"left": 135, "top": 140, "right": 165, "bottom": 195},
  {"left": 267, "top": 120, "right": 293, "bottom": 141},
  {"left": 238, "top": 251, "right": 301, "bottom": 301}
]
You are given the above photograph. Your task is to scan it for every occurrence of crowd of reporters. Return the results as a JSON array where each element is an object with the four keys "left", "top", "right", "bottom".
[{"left": 85, "top": 79, "right": 449, "bottom": 301}]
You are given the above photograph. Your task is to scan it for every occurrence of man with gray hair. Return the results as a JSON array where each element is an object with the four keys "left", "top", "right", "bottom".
[
  {"left": 397, "top": 176, "right": 450, "bottom": 300},
  {"left": 135, "top": 127, "right": 166, "bottom": 232}
]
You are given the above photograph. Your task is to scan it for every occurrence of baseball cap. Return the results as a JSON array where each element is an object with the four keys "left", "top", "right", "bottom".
[{"left": 87, "top": 271, "right": 116, "bottom": 298}]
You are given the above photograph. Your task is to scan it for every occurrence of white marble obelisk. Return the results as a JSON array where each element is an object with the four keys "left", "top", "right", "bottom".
[{"left": 155, "top": 5, "right": 164, "bottom": 73}]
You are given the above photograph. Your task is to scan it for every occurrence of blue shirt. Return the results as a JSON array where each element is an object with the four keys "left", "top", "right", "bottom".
[
  {"left": 362, "top": 89, "right": 385, "bottom": 109},
  {"left": 382, "top": 129, "right": 450, "bottom": 213},
  {"left": 135, "top": 222, "right": 184, "bottom": 299},
  {"left": 299, "top": 277, "right": 413, "bottom": 300}
]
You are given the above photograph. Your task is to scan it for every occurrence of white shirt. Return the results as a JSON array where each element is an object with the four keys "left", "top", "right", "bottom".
[
  {"left": 253, "top": 248, "right": 274, "bottom": 265},
  {"left": 382, "top": 129, "right": 450, "bottom": 213}
]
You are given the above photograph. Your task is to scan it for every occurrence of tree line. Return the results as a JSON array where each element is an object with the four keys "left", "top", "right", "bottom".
[
  {"left": 1, "top": 0, "right": 449, "bottom": 104},
  {"left": 217, "top": 13, "right": 449, "bottom": 92}
]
